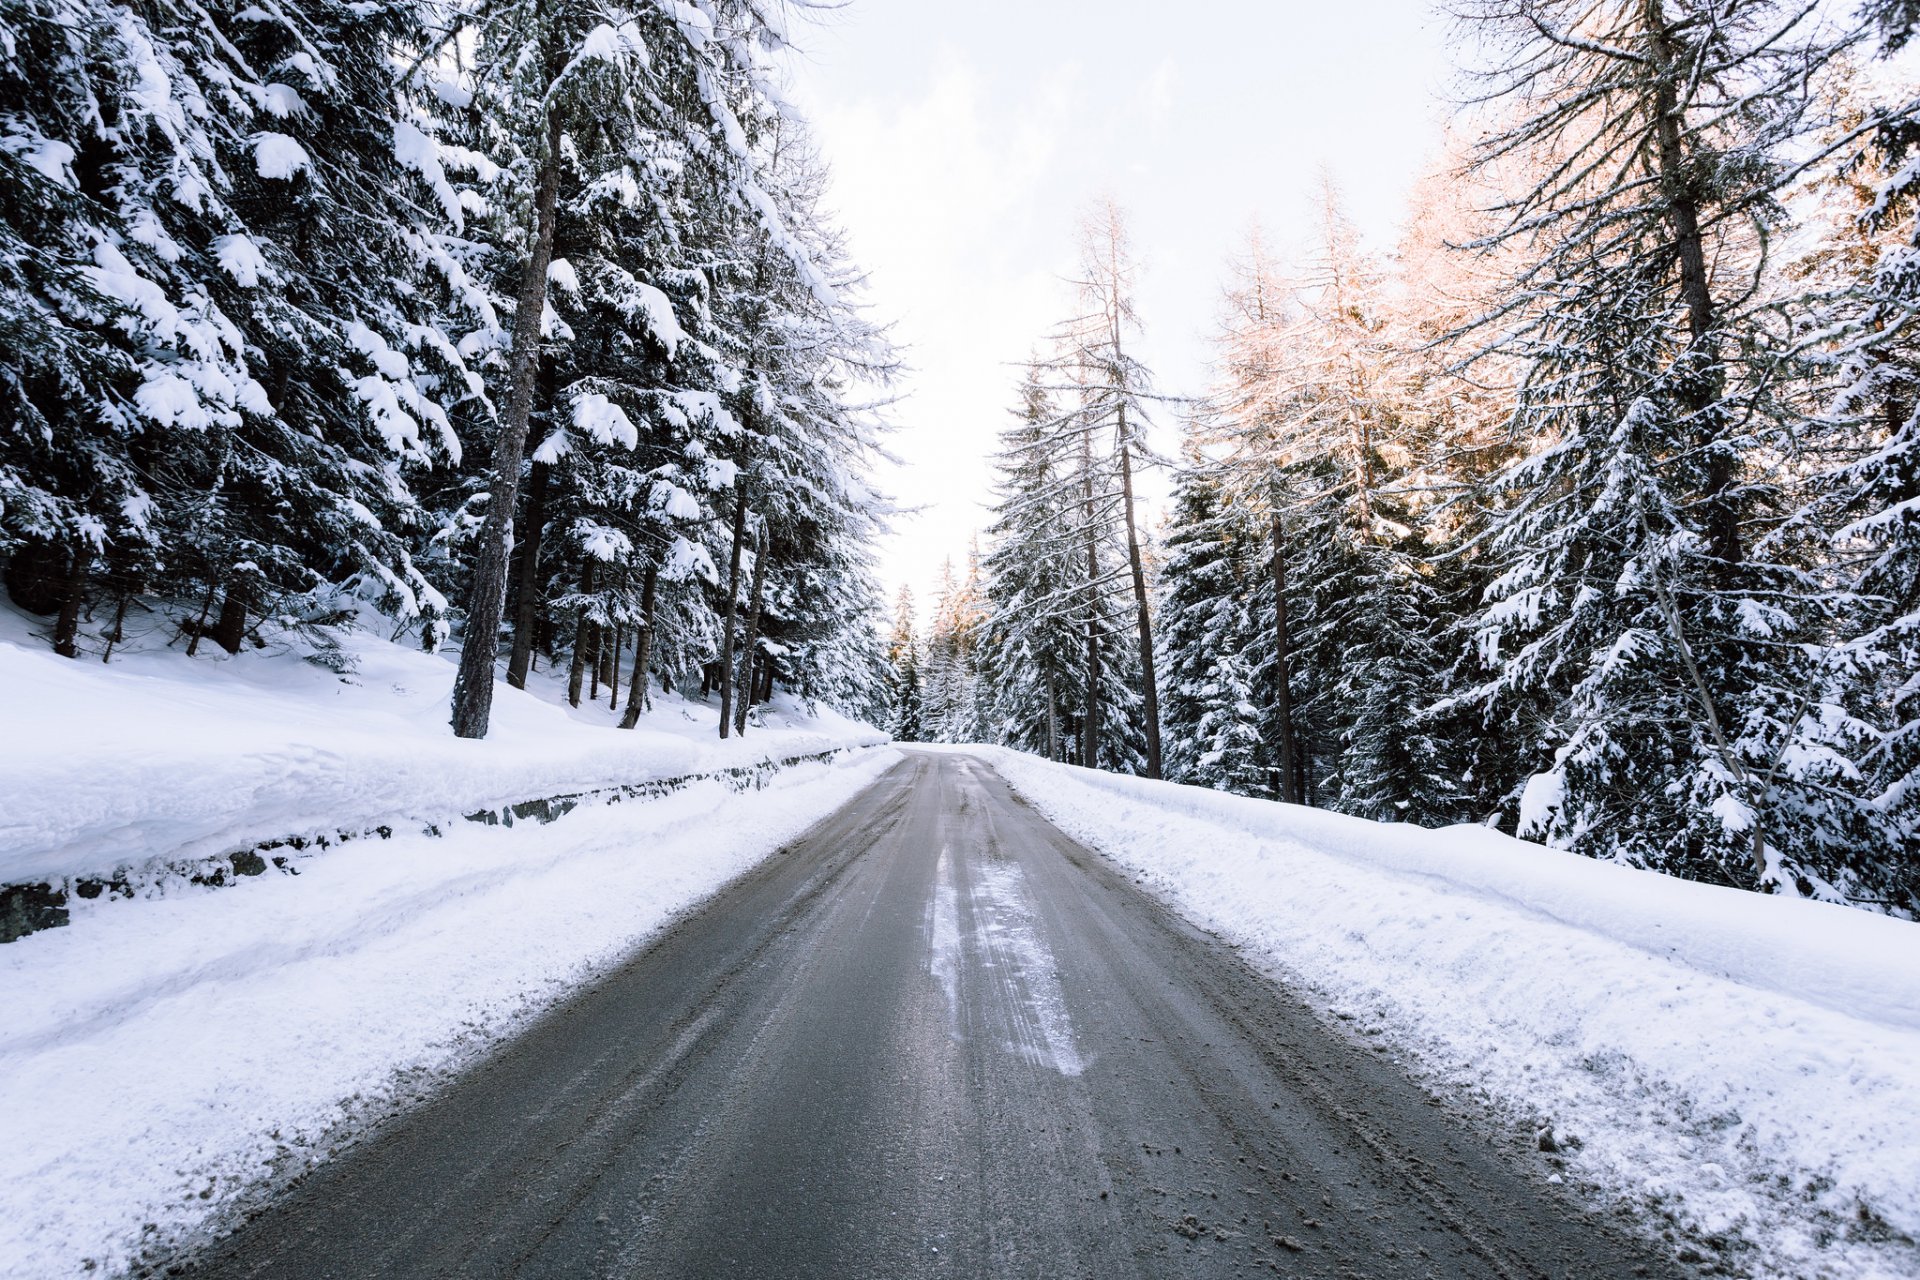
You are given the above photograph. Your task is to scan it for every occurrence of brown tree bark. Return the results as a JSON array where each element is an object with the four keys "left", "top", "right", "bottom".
[
  {"left": 734, "top": 523, "right": 769, "bottom": 737},
  {"left": 1116, "top": 413, "right": 1161, "bottom": 779},
  {"left": 450, "top": 108, "right": 564, "bottom": 739},
  {"left": 608, "top": 623, "right": 623, "bottom": 713},
  {"left": 506, "top": 459, "right": 550, "bottom": 689},
  {"left": 52, "top": 542, "right": 90, "bottom": 659},
  {"left": 1647, "top": 0, "right": 1737, "bottom": 569},
  {"left": 566, "top": 561, "right": 595, "bottom": 709},
  {"left": 717, "top": 490, "right": 747, "bottom": 739},
  {"left": 620, "top": 563, "right": 659, "bottom": 730}
]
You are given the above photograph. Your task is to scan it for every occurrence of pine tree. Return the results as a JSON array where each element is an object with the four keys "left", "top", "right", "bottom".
[
  {"left": 1451, "top": 0, "right": 1882, "bottom": 891},
  {"left": 886, "top": 585, "right": 924, "bottom": 742}
]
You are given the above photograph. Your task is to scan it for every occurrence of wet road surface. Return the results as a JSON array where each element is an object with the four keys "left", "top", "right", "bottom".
[{"left": 179, "top": 749, "right": 1678, "bottom": 1279}]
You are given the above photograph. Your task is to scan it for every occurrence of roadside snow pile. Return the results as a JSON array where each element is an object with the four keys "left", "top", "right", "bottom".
[
  {"left": 0, "top": 745, "right": 901, "bottom": 1279},
  {"left": 0, "top": 606, "right": 885, "bottom": 887},
  {"left": 971, "top": 746, "right": 1920, "bottom": 1280}
]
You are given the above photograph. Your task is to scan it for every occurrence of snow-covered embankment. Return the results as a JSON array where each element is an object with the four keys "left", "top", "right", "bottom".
[
  {"left": 969, "top": 746, "right": 1920, "bottom": 1280},
  {"left": 0, "top": 622, "right": 896, "bottom": 1277}
]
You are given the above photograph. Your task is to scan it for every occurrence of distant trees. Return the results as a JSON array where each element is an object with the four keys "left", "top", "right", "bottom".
[{"left": 0, "top": 0, "right": 892, "bottom": 742}]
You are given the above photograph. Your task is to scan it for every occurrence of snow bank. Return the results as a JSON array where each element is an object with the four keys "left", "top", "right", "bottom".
[
  {"left": 0, "top": 607, "right": 885, "bottom": 888},
  {"left": 0, "top": 747, "right": 899, "bottom": 1278},
  {"left": 966, "top": 746, "right": 1920, "bottom": 1280}
]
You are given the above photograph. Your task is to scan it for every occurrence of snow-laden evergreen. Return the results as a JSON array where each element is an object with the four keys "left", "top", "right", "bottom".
[{"left": 0, "top": 0, "right": 894, "bottom": 745}]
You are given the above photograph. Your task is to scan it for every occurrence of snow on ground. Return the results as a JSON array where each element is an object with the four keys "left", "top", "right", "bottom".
[
  {"left": 0, "top": 606, "right": 896, "bottom": 1277},
  {"left": 0, "top": 742, "right": 899, "bottom": 1279},
  {"left": 964, "top": 746, "right": 1920, "bottom": 1280},
  {"left": 0, "top": 602, "right": 883, "bottom": 887}
]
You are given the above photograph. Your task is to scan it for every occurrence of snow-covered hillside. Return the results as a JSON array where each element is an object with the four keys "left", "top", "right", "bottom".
[
  {"left": 967, "top": 747, "right": 1920, "bottom": 1280},
  {"left": 0, "top": 616, "right": 896, "bottom": 1278},
  {"left": 0, "top": 604, "right": 883, "bottom": 889}
]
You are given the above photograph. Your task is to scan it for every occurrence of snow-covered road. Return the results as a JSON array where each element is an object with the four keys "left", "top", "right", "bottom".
[{"left": 173, "top": 750, "right": 1674, "bottom": 1280}]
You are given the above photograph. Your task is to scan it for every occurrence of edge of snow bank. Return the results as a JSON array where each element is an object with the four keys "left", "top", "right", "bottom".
[
  {"left": 977, "top": 749, "right": 1920, "bottom": 1032},
  {"left": 0, "top": 622, "right": 888, "bottom": 890}
]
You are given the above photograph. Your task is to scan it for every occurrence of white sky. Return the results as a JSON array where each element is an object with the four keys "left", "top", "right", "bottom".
[{"left": 780, "top": 0, "right": 1458, "bottom": 608}]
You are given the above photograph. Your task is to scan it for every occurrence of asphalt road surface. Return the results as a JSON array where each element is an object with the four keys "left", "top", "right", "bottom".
[{"left": 179, "top": 750, "right": 1679, "bottom": 1279}]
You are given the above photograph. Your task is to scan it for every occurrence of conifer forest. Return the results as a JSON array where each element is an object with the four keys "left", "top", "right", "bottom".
[
  {"left": 0, "top": 0, "right": 894, "bottom": 744},
  {"left": 2, "top": 0, "right": 1918, "bottom": 919},
  {"left": 890, "top": 4, "right": 1920, "bottom": 919}
]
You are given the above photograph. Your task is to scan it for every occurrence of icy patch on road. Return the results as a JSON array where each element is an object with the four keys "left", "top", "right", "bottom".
[
  {"left": 972, "top": 858, "right": 1085, "bottom": 1077},
  {"left": 928, "top": 844, "right": 962, "bottom": 1032},
  {"left": 926, "top": 841, "right": 1083, "bottom": 1077}
]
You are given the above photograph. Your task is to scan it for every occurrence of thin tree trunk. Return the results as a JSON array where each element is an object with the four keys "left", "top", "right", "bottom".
[
  {"left": 52, "top": 542, "right": 90, "bottom": 659},
  {"left": 608, "top": 623, "right": 623, "bottom": 713},
  {"left": 1270, "top": 506, "right": 1300, "bottom": 804},
  {"left": 450, "top": 107, "right": 564, "bottom": 739},
  {"left": 1044, "top": 666, "right": 1061, "bottom": 762},
  {"left": 1117, "top": 415, "right": 1161, "bottom": 779},
  {"left": 506, "top": 459, "right": 550, "bottom": 689},
  {"left": 588, "top": 623, "right": 601, "bottom": 701},
  {"left": 1082, "top": 426, "right": 1102, "bottom": 771},
  {"left": 717, "top": 490, "right": 747, "bottom": 739},
  {"left": 1647, "top": 0, "right": 1737, "bottom": 569},
  {"left": 620, "top": 563, "right": 659, "bottom": 730},
  {"left": 734, "top": 522, "right": 768, "bottom": 737},
  {"left": 102, "top": 591, "right": 129, "bottom": 664},
  {"left": 213, "top": 588, "right": 247, "bottom": 655},
  {"left": 567, "top": 562, "right": 594, "bottom": 709},
  {"left": 185, "top": 577, "right": 216, "bottom": 657}
]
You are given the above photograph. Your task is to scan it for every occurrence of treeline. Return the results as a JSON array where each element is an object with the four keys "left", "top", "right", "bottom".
[
  {"left": 899, "top": 0, "right": 1920, "bottom": 915},
  {"left": 0, "top": 0, "right": 892, "bottom": 736}
]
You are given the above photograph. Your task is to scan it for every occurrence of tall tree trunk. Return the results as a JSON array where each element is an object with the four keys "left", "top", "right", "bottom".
[
  {"left": 1116, "top": 415, "right": 1161, "bottom": 779},
  {"left": 1082, "top": 426, "right": 1102, "bottom": 770},
  {"left": 620, "top": 563, "right": 659, "bottom": 730},
  {"left": 608, "top": 623, "right": 623, "bottom": 713},
  {"left": 52, "top": 541, "right": 90, "bottom": 659},
  {"left": 1270, "top": 506, "right": 1300, "bottom": 804},
  {"left": 1044, "top": 666, "right": 1061, "bottom": 762},
  {"left": 717, "top": 490, "right": 748, "bottom": 738},
  {"left": 734, "top": 523, "right": 769, "bottom": 737},
  {"left": 1647, "top": 0, "right": 1736, "bottom": 568},
  {"left": 566, "top": 562, "right": 595, "bottom": 709},
  {"left": 450, "top": 108, "right": 564, "bottom": 739},
  {"left": 506, "top": 459, "right": 550, "bottom": 689}
]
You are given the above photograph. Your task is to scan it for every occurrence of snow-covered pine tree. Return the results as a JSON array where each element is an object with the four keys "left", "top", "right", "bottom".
[
  {"left": 1, "top": 0, "right": 478, "bottom": 657},
  {"left": 886, "top": 585, "right": 925, "bottom": 742},
  {"left": 1200, "top": 191, "right": 1456, "bottom": 819},
  {"left": 1155, "top": 442, "right": 1268, "bottom": 793},
  {"left": 1778, "top": 13, "right": 1920, "bottom": 911},
  {"left": 981, "top": 349, "right": 1145, "bottom": 772},
  {"left": 1050, "top": 201, "right": 1165, "bottom": 776},
  {"left": 1450, "top": 0, "right": 1882, "bottom": 892},
  {"left": 977, "top": 366, "right": 1086, "bottom": 760},
  {"left": 442, "top": 0, "right": 810, "bottom": 738}
]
